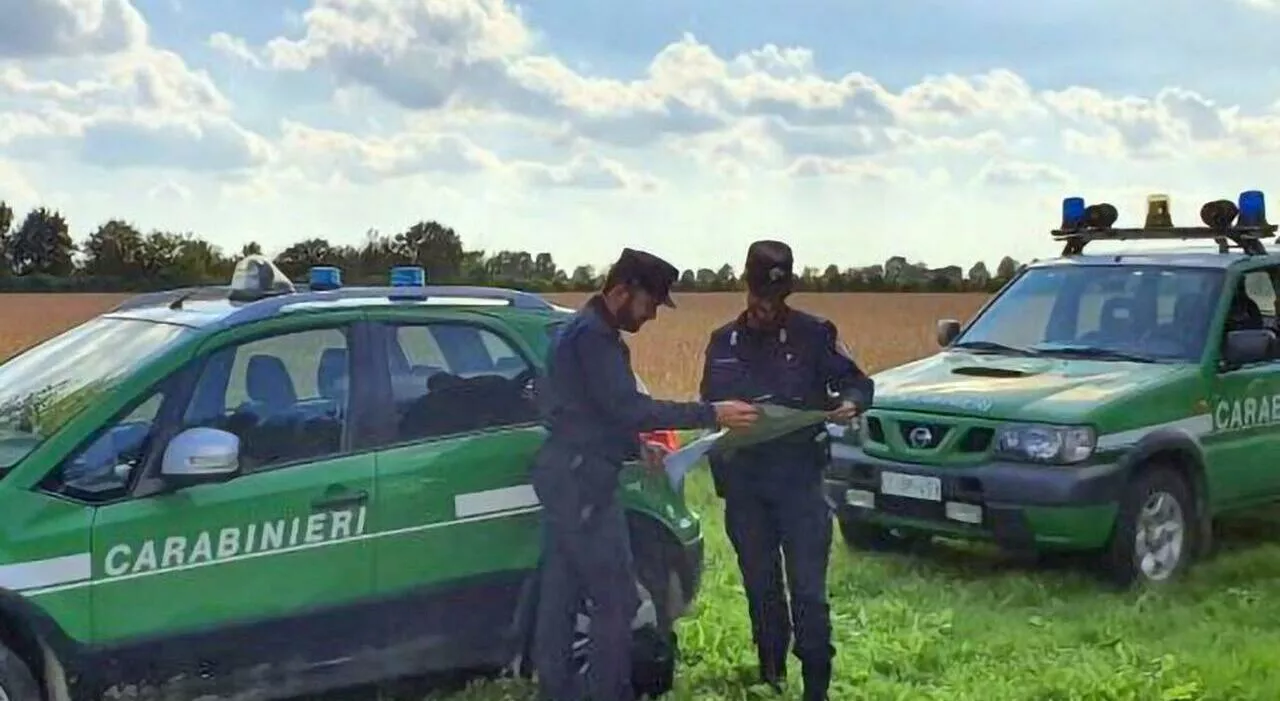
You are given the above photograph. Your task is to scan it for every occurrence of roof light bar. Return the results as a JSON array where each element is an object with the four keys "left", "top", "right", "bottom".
[
  {"left": 390, "top": 266, "right": 425, "bottom": 287},
  {"left": 309, "top": 266, "right": 342, "bottom": 291}
]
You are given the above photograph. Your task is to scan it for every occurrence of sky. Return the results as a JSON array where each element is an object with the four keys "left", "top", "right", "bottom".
[{"left": 4, "top": 0, "right": 1280, "bottom": 275}]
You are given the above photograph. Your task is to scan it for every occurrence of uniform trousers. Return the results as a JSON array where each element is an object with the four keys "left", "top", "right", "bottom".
[
  {"left": 721, "top": 472, "right": 834, "bottom": 695},
  {"left": 530, "top": 441, "right": 640, "bottom": 701}
]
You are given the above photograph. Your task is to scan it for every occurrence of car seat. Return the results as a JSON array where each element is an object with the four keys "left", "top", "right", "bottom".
[
  {"left": 317, "top": 347, "right": 349, "bottom": 411},
  {"left": 1173, "top": 292, "right": 1212, "bottom": 329},
  {"left": 1081, "top": 297, "right": 1134, "bottom": 343},
  {"left": 246, "top": 355, "right": 298, "bottom": 413},
  {"left": 241, "top": 355, "right": 299, "bottom": 466}
]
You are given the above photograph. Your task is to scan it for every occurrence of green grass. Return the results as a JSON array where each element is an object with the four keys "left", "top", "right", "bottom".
[{"left": 428, "top": 468, "right": 1280, "bottom": 701}]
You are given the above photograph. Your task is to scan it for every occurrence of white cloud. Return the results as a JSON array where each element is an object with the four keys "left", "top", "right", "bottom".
[
  {"left": 976, "top": 159, "right": 1072, "bottom": 187},
  {"left": 207, "top": 32, "right": 262, "bottom": 68},
  {"left": 6, "top": 0, "right": 1280, "bottom": 270},
  {"left": 785, "top": 156, "right": 913, "bottom": 183},
  {"left": 0, "top": 0, "right": 147, "bottom": 58},
  {"left": 0, "top": 159, "right": 40, "bottom": 210},
  {"left": 514, "top": 153, "right": 659, "bottom": 191},
  {"left": 0, "top": 0, "right": 260, "bottom": 174},
  {"left": 147, "top": 179, "right": 191, "bottom": 202},
  {"left": 278, "top": 121, "right": 503, "bottom": 183}
]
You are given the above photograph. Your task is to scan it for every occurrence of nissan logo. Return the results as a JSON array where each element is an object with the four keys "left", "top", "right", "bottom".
[{"left": 908, "top": 426, "right": 934, "bottom": 449}]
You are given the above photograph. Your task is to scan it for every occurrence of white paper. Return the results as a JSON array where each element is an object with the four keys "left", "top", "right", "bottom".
[{"left": 663, "top": 428, "right": 728, "bottom": 490}]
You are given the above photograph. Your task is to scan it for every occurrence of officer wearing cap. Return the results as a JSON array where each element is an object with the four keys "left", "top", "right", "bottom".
[
  {"left": 531, "top": 247, "right": 760, "bottom": 701},
  {"left": 698, "top": 240, "right": 874, "bottom": 701}
]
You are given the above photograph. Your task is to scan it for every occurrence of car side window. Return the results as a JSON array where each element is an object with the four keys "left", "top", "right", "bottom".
[
  {"left": 386, "top": 323, "right": 538, "bottom": 443},
  {"left": 182, "top": 327, "right": 351, "bottom": 472},
  {"left": 1242, "top": 270, "right": 1278, "bottom": 319},
  {"left": 51, "top": 390, "right": 166, "bottom": 500}
]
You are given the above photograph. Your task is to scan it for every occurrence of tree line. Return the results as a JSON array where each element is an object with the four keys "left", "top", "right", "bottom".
[{"left": 0, "top": 202, "right": 1021, "bottom": 294}]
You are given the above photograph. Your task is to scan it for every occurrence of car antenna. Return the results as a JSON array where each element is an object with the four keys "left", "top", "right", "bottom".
[{"left": 169, "top": 289, "right": 197, "bottom": 310}]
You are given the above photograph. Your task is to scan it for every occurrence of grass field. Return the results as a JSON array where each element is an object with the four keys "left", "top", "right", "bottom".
[{"left": 6, "top": 291, "right": 1280, "bottom": 700}]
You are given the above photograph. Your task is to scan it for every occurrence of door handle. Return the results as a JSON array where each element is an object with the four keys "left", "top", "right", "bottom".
[{"left": 311, "top": 488, "right": 369, "bottom": 511}]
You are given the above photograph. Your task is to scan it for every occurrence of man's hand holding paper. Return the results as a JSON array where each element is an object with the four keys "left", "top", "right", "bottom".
[
  {"left": 826, "top": 399, "right": 862, "bottom": 423},
  {"left": 710, "top": 402, "right": 833, "bottom": 454}
]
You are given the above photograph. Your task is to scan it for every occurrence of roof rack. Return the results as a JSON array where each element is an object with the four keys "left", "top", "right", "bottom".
[
  {"left": 109, "top": 286, "right": 231, "bottom": 313},
  {"left": 1053, "top": 226, "right": 1277, "bottom": 257},
  {"left": 1052, "top": 192, "right": 1279, "bottom": 257},
  {"left": 219, "top": 284, "right": 560, "bottom": 327}
]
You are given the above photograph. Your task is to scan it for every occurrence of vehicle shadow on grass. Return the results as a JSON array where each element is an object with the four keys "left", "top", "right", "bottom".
[
  {"left": 842, "top": 534, "right": 1101, "bottom": 585},
  {"left": 837, "top": 507, "right": 1280, "bottom": 593},
  {"left": 276, "top": 666, "right": 505, "bottom": 701},
  {"left": 1208, "top": 507, "right": 1280, "bottom": 555}
]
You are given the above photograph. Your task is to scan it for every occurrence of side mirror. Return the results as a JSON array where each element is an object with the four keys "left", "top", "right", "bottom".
[
  {"left": 937, "top": 319, "right": 962, "bottom": 347},
  {"left": 1222, "top": 329, "right": 1274, "bottom": 368},
  {"left": 161, "top": 427, "right": 240, "bottom": 484}
]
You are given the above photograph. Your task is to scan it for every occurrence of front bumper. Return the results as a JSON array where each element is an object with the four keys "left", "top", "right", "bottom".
[{"left": 825, "top": 444, "right": 1123, "bottom": 551}]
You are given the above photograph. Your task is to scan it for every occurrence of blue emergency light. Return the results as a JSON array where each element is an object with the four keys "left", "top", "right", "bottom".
[
  {"left": 390, "top": 266, "right": 425, "bottom": 287},
  {"left": 1061, "top": 196, "right": 1086, "bottom": 230},
  {"left": 1238, "top": 190, "right": 1267, "bottom": 227},
  {"left": 309, "top": 266, "right": 342, "bottom": 291}
]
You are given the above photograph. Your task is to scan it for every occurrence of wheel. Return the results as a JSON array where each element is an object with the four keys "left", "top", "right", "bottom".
[
  {"left": 506, "top": 573, "right": 669, "bottom": 684},
  {"left": 838, "top": 515, "right": 929, "bottom": 552},
  {"left": 573, "top": 520, "right": 680, "bottom": 699},
  {"left": 1100, "top": 465, "right": 1197, "bottom": 588},
  {"left": 571, "top": 577, "right": 666, "bottom": 678},
  {"left": 506, "top": 522, "right": 682, "bottom": 692},
  {"left": 0, "top": 640, "right": 41, "bottom": 701}
]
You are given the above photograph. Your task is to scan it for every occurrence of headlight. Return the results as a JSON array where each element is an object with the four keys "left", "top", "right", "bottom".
[{"left": 994, "top": 424, "right": 1095, "bottom": 464}]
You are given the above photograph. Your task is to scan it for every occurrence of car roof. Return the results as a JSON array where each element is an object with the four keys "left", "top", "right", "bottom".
[
  {"left": 102, "top": 284, "right": 577, "bottom": 330},
  {"left": 1025, "top": 245, "right": 1277, "bottom": 271}
]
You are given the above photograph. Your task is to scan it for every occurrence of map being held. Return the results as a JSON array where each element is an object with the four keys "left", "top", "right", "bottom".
[{"left": 662, "top": 404, "right": 834, "bottom": 490}]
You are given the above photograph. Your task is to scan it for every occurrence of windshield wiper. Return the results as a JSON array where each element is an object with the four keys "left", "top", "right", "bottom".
[
  {"left": 950, "top": 340, "right": 1039, "bottom": 356},
  {"left": 1031, "top": 344, "right": 1158, "bottom": 363}
]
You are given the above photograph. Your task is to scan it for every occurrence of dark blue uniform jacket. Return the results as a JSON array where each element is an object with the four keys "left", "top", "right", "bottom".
[
  {"left": 539, "top": 295, "right": 717, "bottom": 466},
  {"left": 699, "top": 308, "right": 874, "bottom": 493}
]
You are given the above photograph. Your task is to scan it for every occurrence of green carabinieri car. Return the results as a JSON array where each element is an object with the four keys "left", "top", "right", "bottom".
[
  {"left": 825, "top": 190, "right": 1280, "bottom": 587},
  {"left": 0, "top": 257, "right": 704, "bottom": 701}
]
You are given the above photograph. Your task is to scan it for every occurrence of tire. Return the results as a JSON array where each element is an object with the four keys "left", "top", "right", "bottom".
[
  {"left": 572, "top": 521, "right": 677, "bottom": 679},
  {"left": 506, "top": 520, "right": 681, "bottom": 689},
  {"left": 1100, "top": 465, "right": 1197, "bottom": 588},
  {"left": 838, "top": 515, "right": 929, "bottom": 553},
  {"left": 0, "top": 641, "right": 41, "bottom": 701}
]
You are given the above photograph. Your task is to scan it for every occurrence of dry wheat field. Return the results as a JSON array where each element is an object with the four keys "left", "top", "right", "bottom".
[{"left": 547, "top": 292, "right": 991, "bottom": 396}]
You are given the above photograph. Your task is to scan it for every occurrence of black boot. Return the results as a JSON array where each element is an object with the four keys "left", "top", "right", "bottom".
[
  {"left": 759, "top": 650, "right": 786, "bottom": 692},
  {"left": 801, "top": 661, "right": 830, "bottom": 701}
]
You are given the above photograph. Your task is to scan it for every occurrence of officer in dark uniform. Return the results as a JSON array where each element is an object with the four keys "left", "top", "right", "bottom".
[
  {"left": 699, "top": 240, "right": 874, "bottom": 701},
  {"left": 532, "top": 247, "right": 760, "bottom": 701}
]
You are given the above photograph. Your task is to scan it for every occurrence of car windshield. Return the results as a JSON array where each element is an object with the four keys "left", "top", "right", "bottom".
[
  {"left": 954, "top": 265, "right": 1226, "bottom": 362},
  {"left": 0, "top": 317, "right": 192, "bottom": 468}
]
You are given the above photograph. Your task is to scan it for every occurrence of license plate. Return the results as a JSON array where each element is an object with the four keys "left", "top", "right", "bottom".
[{"left": 880, "top": 471, "right": 942, "bottom": 501}]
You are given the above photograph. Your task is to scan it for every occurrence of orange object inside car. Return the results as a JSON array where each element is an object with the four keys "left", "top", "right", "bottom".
[{"left": 640, "top": 429, "right": 681, "bottom": 453}]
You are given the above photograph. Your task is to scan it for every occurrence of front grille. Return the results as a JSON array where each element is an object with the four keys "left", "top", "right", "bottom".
[
  {"left": 957, "top": 427, "right": 994, "bottom": 453},
  {"left": 858, "top": 411, "right": 997, "bottom": 463},
  {"left": 897, "top": 421, "right": 950, "bottom": 449},
  {"left": 866, "top": 417, "right": 885, "bottom": 443}
]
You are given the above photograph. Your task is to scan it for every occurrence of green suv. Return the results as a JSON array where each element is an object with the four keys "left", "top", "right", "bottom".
[
  {"left": 826, "top": 191, "right": 1280, "bottom": 586},
  {"left": 0, "top": 258, "right": 704, "bottom": 701}
]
